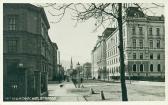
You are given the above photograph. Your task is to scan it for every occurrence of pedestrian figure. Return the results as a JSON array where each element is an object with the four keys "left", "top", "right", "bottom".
[
  {"left": 72, "top": 78, "right": 77, "bottom": 88},
  {"left": 80, "top": 78, "right": 84, "bottom": 88},
  {"left": 81, "top": 78, "right": 83, "bottom": 83}
]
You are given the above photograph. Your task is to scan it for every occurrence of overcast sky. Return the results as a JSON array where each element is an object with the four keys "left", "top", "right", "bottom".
[{"left": 43, "top": 3, "right": 164, "bottom": 68}]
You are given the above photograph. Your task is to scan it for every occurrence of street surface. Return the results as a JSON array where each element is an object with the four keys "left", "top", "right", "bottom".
[
  {"left": 48, "top": 80, "right": 165, "bottom": 101},
  {"left": 48, "top": 81, "right": 86, "bottom": 101}
]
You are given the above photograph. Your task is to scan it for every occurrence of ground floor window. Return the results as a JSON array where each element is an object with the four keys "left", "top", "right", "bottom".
[
  {"left": 150, "top": 64, "right": 153, "bottom": 72},
  {"left": 158, "top": 64, "right": 161, "bottom": 72},
  {"left": 133, "top": 64, "right": 136, "bottom": 72},
  {"left": 140, "top": 64, "right": 143, "bottom": 72}
]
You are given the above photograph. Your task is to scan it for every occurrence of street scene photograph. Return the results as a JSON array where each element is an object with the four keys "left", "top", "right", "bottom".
[{"left": 3, "top": 3, "right": 165, "bottom": 101}]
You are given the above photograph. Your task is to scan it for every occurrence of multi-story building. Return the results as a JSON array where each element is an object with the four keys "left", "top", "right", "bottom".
[
  {"left": 91, "top": 28, "right": 116, "bottom": 79},
  {"left": 51, "top": 43, "right": 58, "bottom": 80},
  {"left": 106, "top": 7, "right": 165, "bottom": 80},
  {"left": 3, "top": 3, "right": 59, "bottom": 99}
]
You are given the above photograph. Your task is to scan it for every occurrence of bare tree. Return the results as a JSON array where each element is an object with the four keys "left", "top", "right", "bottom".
[{"left": 38, "top": 3, "right": 164, "bottom": 101}]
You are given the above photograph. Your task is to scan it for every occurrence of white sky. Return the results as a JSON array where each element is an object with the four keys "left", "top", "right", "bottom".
[{"left": 43, "top": 3, "right": 164, "bottom": 68}]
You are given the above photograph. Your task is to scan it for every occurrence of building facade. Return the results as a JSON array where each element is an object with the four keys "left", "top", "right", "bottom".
[
  {"left": 48, "top": 42, "right": 58, "bottom": 81},
  {"left": 106, "top": 7, "right": 165, "bottom": 80},
  {"left": 91, "top": 28, "right": 116, "bottom": 79},
  {"left": 3, "top": 3, "right": 59, "bottom": 99}
]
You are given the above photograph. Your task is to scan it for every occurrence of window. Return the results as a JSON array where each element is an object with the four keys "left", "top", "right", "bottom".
[
  {"left": 114, "top": 48, "right": 115, "bottom": 55},
  {"left": 139, "top": 27, "right": 143, "bottom": 35},
  {"left": 140, "top": 64, "right": 143, "bottom": 72},
  {"left": 133, "top": 39, "right": 136, "bottom": 49},
  {"left": 116, "top": 46, "right": 117, "bottom": 53},
  {"left": 133, "top": 53, "right": 136, "bottom": 59},
  {"left": 157, "top": 54, "right": 160, "bottom": 60},
  {"left": 132, "top": 27, "right": 136, "bottom": 35},
  {"left": 150, "top": 53, "right": 153, "bottom": 59},
  {"left": 116, "top": 68, "right": 118, "bottom": 73},
  {"left": 140, "top": 53, "right": 143, "bottom": 59},
  {"left": 7, "top": 40, "right": 17, "bottom": 53},
  {"left": 158, "top": 64, "right": 161, "bottom": 72},
  {"left": 139, "top": 39, "right": 143, "bottom": 49},
  {"left": 149, "top": 28, "right": 152, "bottom": 35},
  {"left": 156, "top": 28, "right": 160, "bottom": 36},
  {"left": 150, "top": 40, "right": 153, "bottom": 48},
  {"left": 150, "top": 64, "right": 153, "bottom": 72},
  {"left": 8, "top": 16, "right": 16, "bottom": 31},
  {"left": 123, "top": 40, "right": 125, "bottom": 49},
  {"left": 157, "top": 40, "right": 160, "bottom": 48},
  {"left": 116, "top": 36, "right": 117, "bottom": 44},
  {"left": 133, "top": 64, "right": 136, "bottom": 71}
]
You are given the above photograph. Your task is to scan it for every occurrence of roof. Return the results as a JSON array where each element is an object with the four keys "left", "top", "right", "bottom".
[
  {"left": 126, "top": 7, "right": 145, "bottom": 17},
  {"left": 102, "top": 28, "right": 116, "bottom": 38}
]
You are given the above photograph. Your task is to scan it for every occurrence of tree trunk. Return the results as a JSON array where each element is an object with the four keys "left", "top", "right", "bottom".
[{"left": 117, "top": 3, "right": 128, "bottom": 101}]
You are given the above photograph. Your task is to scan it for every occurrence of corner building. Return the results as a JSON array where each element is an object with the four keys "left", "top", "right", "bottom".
[
  {"left": 106, "top": 7, "right": 165, "bottom": 80},
  {"left": 3, "top": 3, "right": 58, "bottom": 98}
]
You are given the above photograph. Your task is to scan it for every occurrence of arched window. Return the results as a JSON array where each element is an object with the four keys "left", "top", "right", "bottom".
[
  {"left": 158, "top": 64, "right": 161, "bottom": 72},
  {"left": 140, "top": 64, "right": 143, "bottom": 72},
  {"left": 150, "top": 64, "right": 153, "bottom": 72},
  {"left": 116, "top": 67, "right": 118, "bottom": 73},
  {"left": 133, "top": 64, "right": 136, "bottom": 72}
]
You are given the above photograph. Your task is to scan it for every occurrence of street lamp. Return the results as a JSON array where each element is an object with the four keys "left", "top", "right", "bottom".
[{"left": 76, "top": 62, "right": 81, "bottom": 88}]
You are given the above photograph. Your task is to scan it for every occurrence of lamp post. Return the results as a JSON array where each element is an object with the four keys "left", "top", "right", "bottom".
[{"left": 76, "top": 62, "right": 81, "bottom": 88}]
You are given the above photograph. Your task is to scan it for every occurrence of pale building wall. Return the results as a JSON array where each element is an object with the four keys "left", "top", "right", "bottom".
[{"left": 105, "top": 16, "right": 164, "bottom": 79}]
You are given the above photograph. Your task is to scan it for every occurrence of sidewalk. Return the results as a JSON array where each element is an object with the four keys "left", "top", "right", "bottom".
[
  {"left": 96, "top": 79, "right": 165, "bottom": 86},
  {"left": 48, "top": 81, "right": 86, "bottom": 101},
  {"left": 127, "top": 80, "right": 165, "bottom": 86}
]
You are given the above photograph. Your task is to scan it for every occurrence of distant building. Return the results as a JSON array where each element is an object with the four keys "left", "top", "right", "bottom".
[
  {"left": 106, "top": 7, "right": 165, "bottom": 80},
  {"left": 57, "top": 64, "right": 65, "bottom": 82},
  {"left": 83, "top": 62, "right": 92, "bottom": 79},
  {"left": 91, "top": 28, "right": 116, "bottom": 79},
  {"left": 48, "top": 42, "right": 58, "bottom": 81},
  {"left": 55, "top": 50, "right": 64, "bottom": 81},
  {"left": 3, "top": 3, "right": 59, "bottom": 99},
  {"left": 66, "top": 57, "right": 76, "bottom": 78}
]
